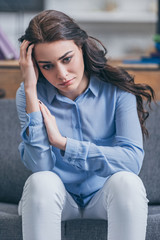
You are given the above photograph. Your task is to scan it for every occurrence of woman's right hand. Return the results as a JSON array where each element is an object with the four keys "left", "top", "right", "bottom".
[
  {"left": 19, "top": 40, "right": 40, "bottom": 114},
  {"left": 19, "top": 40, "right": 39, "bottom": 89}
]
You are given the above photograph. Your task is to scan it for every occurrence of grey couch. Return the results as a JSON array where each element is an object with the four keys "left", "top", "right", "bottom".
[{"left": 0, "top": 98, "right": 160, "bottom": 240}]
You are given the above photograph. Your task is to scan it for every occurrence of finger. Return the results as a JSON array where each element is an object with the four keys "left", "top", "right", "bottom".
[
  {"left": 20, "top": 40, "right": 30, "bottom": 59},
  {"left": 39, "top": 101, "right": 51, "bottom": 119},
  {"left": 39, "top": 102, "right": 46, "bottom": 118},
  {"left": 20, "top": 41, "right": 31, "bottom": 64},
  {"left": 39, "top": 101, "right": 52, "bottom": 116},
  {"left": 39, "top": 105, "right": 52, "bottom": 125},
  {"left": 26, "top": 44, "right": 34, "bottom": 61}
]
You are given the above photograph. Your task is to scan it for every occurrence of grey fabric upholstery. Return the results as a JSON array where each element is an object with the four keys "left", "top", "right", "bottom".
[
  {"left": 139, "top": 102, "right": 160, "bottom": 203},
  {"left": 0, "top": 203, "right": 160, "bottom": 240},
  {"left": 0, "top": 99, "right": 31, "bottom": 204},
  {"left": 0, "top": 99, "right": 160, "bottom": 240}
]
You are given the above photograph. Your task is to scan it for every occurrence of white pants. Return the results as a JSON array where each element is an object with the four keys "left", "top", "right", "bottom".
[{"left": 18, "top": 171, "right": 148, "bottom": 240}]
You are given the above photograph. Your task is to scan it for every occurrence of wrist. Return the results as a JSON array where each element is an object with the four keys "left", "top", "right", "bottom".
[
  {"left": 24, "top": 84, "right": 37, "bottom": 94},
  {"left": 51, "top": 136, "right": 67, "bottom": 151},
  {"left": 25, "top": 88, "right": 39, "bottom": 114},
  {"left": 25, "top": 86, "right": 38, "bottom": 101},
  {"left": 60, "top": 137, "right": 67, "bottom": 151}
]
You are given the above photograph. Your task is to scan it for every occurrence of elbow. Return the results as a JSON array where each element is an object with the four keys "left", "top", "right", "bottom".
[
  {"left": 20, "top": 146, "right": 55, "bottom": 173},
  {"left": 23, "top": 159, "right": 54, "bottom": 173},
  {"left": 129, "top": 146, "right": 144, "bottom": 175},
  {"left": 135, "top": 148, "right": 144, "bottom": 174}
]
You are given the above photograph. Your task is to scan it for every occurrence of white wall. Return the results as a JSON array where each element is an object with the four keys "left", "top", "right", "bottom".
[{"left": 0, "top": 0, "right": 157, "bottom": 59}]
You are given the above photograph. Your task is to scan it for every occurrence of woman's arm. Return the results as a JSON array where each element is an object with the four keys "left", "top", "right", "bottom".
[
  {"left": 16, "top": 41, "right": 56, "bottom": 172},
  {"left": 38, "top": 101, "right": 67, "bottom": 150},
  {"left": 16, "top": 83, "right": 56, "bottom": 172},
  {"left": 37, "top": 89, "right": 143, "bottom": 177},
  {"left": 19, "top": 40, "right": 39, "bottom": 114},
  {"left": 60, "top": 91, "right": 144, "bottom": 177}
]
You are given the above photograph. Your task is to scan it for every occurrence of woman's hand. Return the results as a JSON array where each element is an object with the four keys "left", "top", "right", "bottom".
[
  {"left": 39, "top": 101, "right": 67, "bottom": 151},
  {"left": 19, "top": 40, "right": 40, "bottom": 114},
  {"left": 19, "top": 40, "right": 39, "bottom": 89}
]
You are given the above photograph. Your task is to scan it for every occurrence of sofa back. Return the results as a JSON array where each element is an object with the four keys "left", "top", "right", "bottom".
[
  {"left": 0, "top": 99, "right": 160, "bottom": 204},
  {"left": 0, "top": 99, "right": 31, "bottom": 204},
  {"left": 139, "top": 101, "right": 160, "bottom": 204}
]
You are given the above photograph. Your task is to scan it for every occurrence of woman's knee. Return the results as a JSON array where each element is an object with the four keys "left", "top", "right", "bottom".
[
  {"left": 104, "top": 171, "right": 148, "bottom": 208},
  {"left": 19, "top": 171, "right": 66, "bottom": 216},
  {"left": 23, "top": 171, "right": 66, "bottom": 199}
]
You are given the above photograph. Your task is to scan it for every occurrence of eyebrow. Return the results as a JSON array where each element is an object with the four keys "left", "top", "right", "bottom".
[{"left": 38, "top": 50, "right": 73, "bottom": 63}]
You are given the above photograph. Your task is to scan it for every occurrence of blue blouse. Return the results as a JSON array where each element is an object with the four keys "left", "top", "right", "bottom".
[{"left": 16, "top": 75, "right": 144, "bottom": 207}]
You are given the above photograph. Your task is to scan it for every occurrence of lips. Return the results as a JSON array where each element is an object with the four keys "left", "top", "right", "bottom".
[{"left": 59, "top": 78, "right": 75, "bottom": 86}]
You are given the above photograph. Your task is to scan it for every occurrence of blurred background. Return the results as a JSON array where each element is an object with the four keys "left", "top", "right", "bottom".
[{"left": 0, "top": 0, "right": 158, "bottom": 60}]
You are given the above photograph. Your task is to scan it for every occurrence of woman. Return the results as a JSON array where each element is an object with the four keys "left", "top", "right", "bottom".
[{"left": 16, "top": 9, "right": 155, "bottom": 240}]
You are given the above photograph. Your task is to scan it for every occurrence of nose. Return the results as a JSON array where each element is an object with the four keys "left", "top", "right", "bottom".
[{"left": 56, "top": 64, "right": 68, "bottom": 80}]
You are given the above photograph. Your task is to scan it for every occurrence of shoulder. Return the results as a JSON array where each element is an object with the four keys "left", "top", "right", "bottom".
[
  {"left": 97, "top": 76, "right": 119, "bottom": 100},
  {"left": 99, "top": 76, "right": 135, "bottom": 97},
  {"left": 97, "top": 76, "right": 136, "bottom": 108}
]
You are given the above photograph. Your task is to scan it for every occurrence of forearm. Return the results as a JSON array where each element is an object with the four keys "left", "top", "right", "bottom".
[
  {"left": 19, "top": 135, "right": 56, "bottom": 173},
  {"left": 62, "top": 137, "right": 144, "bottom": 177},
  {"left": 18, "top": 110, "right": 56, "bottom": 172},
  {"left": 50, "top": 136, "right": 67, "bottom": 151},
  {"left": 16, "top": 83, "right": 57, "bottom": 172},
  {"left": 38, "top": 101, "right": 67, "bottom": 151},
  {"left": 25, "top": 86, "right": 40, "bottom": 114},
  {"left": 19, "top": 40, "right": 40, "bottom": 114}
]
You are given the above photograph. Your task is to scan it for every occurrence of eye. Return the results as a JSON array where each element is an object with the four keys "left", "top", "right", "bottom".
[
  {"left": 63, "top": 56, "right": 72, "bottom": 63},
  {"left": 42, "top": 64, "right": 53, "bottom": 70}
]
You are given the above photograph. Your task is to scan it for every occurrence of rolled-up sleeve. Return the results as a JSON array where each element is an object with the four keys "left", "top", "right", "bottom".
[{"left": 16, "top": 83, "right": 56, "bottom": 172}]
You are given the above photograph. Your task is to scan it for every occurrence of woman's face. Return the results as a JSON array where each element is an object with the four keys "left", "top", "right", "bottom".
[{"left": 34, "top": 40, "right": 89, "bottom": 100}]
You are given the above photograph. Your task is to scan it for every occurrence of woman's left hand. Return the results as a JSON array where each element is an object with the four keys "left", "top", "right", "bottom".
[{"left": 39, "top": 101, "right": 67, "bottom": 150}]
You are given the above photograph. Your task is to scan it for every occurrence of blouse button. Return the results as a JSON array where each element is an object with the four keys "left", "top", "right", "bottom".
[{"left": 75, "top": 124, "right": 79, "bottom": 129}]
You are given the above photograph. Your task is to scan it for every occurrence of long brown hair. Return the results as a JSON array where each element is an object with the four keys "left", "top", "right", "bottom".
[{"left": 19, "top": 10, "right": 155, "bottom": 137}]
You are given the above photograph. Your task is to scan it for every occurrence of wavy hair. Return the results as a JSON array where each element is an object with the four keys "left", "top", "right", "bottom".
[{"left": 19, "top": 10, "right": 155, "bottom": 138}]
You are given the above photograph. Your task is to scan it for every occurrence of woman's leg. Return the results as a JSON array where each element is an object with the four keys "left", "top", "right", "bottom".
[
  {"left": 18, "top": 171, "right": 81, "bottom": 240},
  {"left": 18, "top": 171, "right": 148, "bottom": 240},
  {"left": 83, "top": 171, "right": 148, "bottom": 240}
]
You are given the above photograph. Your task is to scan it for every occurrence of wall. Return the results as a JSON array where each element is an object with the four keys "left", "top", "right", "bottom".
[{"left": 0, "top": 0, "right": 157, "bottom": 59}]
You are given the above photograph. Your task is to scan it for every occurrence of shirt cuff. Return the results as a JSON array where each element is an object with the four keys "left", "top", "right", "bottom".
[{"left": 62, "top": 137, "right": 88, "bottom": 168}]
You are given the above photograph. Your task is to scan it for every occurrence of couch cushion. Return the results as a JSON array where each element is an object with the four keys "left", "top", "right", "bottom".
[
  {"left": 0, "top": 203, "right": 160, "bottom": 240},
  {"left": 0, "top": 99, "right": 31, "bottom": 204},
  {"left": 139, "top": 102, "right": 160, "bottom": 204}
]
